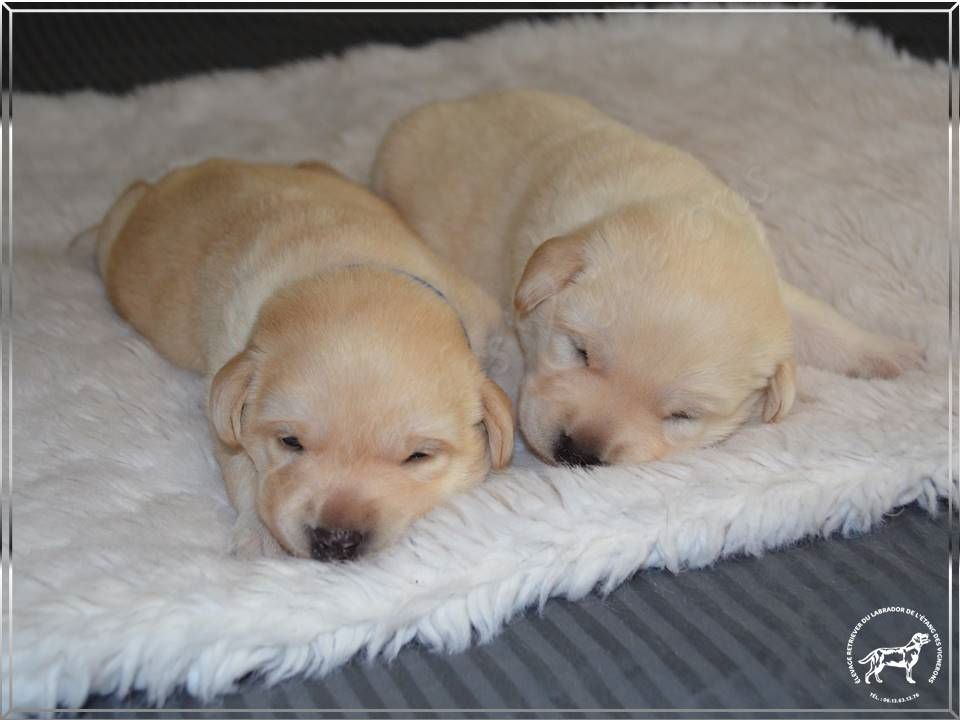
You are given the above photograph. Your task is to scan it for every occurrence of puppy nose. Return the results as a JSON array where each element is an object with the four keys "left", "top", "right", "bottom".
[
  {"left": 553, "top": 433, "right": 605, "bottom": 467},
  {"left": 309, "top": 527, "right": 366, "bottom": 562}
]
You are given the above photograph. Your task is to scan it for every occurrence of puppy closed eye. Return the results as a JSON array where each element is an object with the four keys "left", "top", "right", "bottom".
[
  {"left": 570, "top": 337, "right": 589, "bottom": 366},
  {"left": 663, "top": 411, "right": 702, "bottom": 441},
  {"left": 404, "top": 451, "right": 431, "bottom": 464},
  {"left": 280, "top": 435, "right": 303, "bottom": 451}
]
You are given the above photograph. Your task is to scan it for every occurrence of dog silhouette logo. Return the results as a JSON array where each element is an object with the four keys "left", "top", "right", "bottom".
[
  {"left": 845, "top": 607, "right": 942, "bottom": 704},
  {"left": 858, "top": 632, "right": 930, "bottom": 684}
]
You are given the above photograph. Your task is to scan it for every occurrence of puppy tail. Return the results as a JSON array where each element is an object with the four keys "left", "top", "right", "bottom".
[
  {"left": 95, "top": 180, "right": 150, "bottom": 279},
  {"left": 295, "top": 160, "right": 345, "bottom": 178},
  {"left": 67, "top": 222, "right": 100, "bottom": 268}
]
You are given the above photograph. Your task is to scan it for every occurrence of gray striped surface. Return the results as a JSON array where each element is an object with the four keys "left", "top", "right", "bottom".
[{"left": 77, "top": 504, "right": 953, "bottom": 717}]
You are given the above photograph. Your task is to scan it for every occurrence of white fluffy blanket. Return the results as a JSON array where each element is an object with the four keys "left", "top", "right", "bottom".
[{"left": 12, "top": 12, "right": 951, "bottom": 711}]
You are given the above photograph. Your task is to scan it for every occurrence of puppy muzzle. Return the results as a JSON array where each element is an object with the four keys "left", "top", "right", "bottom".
[
  {"left": 309, "top": 527, "right": 366, "bottom": 562},
  {"left": 553, "top": 432, "right": 605, "bottom": 467}
]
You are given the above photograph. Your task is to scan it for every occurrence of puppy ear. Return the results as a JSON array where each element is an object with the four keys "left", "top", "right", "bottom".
[
  {"left": 480, "top": 378, "right": 515, "bottom": 469},
  {"left": 514, "top": 233, "right": 587, "bottom": 314},
  {"left": 209, "top": 350, "right": 257, "bottom": 448},
  {"left": 762, "top": 357, "right": 796, "bottom": 423}
]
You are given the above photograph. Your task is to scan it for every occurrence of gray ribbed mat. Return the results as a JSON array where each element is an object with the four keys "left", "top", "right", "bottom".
[
  {"left": 77, "top": 504, "right": 952, "bottom": 717},
  {"left": 9, "top": 11, "right": 567, "bottom": 94},
  {"left": 9, "top": 10, "right": 947, "bottom": 95}
]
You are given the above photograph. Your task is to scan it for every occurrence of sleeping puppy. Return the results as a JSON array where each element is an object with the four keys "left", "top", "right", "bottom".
[
  {"left": 373, "top": 90, "right": 922, "bottom": 466},
  {"left": 96, "top": 158, "right": 513, "bottom": 560}
]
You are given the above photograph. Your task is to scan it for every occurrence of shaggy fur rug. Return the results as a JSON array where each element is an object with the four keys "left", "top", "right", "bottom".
[{"left": 12, "top": 11, "right": 951, "bottom": 711}]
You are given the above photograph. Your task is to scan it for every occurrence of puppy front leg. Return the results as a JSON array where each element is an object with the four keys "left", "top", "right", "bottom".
[
  {"left": 214, "top": 440, "right": 287, "bottom": 560},
  {"left": 781, "top": 283, "right": 924, "bottom": 379}
]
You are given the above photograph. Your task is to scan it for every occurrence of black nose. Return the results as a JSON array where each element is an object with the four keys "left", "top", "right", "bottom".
[
  {"left": 309, "top": 527, "right": 366, "bottom": 562},
  {"left": 553, "top": 433, "right": 604, "bottom": 467}
]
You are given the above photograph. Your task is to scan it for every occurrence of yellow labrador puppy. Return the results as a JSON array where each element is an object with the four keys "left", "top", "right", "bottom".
[
  {"left": 97, "top": 158, "right": 513, "bottom": 560},
  {"left": 374, "top": 90, "right": 922, "bottom": 467}
]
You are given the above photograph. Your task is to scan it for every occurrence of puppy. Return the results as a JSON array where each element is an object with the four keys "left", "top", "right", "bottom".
[
  {"left": 374, "top": 90, "right": 922, "bottom": 466},
  {"left": 97, "top": 158, "right": 513, "bottom": 560}
]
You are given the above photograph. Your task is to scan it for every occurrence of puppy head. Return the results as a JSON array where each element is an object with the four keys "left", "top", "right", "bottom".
[
  {"left": 210, "top": 269, "right": 513, "bottom": 560},
  {"left": 513, "top": 202, "right": 794, "bottom": 466}
]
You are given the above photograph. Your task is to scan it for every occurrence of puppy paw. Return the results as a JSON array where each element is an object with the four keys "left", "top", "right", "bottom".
[
  {"left": 229, "top": 514, "right": 287, "bottom": 560},
  {"left": 848, "top": 333, "right": 925, "bottom": 379}
]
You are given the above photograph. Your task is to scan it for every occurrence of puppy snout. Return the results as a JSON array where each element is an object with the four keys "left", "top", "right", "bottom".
[
  {"left": 309, "top": 526, "right": 366, "bottom": 562},
  {"left": 553, "top": 432, "right": 605, "bottom": 467}
]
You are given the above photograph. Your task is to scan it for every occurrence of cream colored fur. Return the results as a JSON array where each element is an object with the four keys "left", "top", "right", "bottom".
[
  {"left": 96, "top": 158, "right": 513, "bottom": 559},
  {"left": 374, "top": 90, "right": 923, "bottom": 465}
]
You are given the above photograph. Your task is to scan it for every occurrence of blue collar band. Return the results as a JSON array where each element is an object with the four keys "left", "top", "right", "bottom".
[{"left": 336, "top": 263, "right": 470, "bottom": 347}]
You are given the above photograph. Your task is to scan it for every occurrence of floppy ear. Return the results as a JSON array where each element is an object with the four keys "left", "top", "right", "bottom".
[
  {"left": 762, "top": 357, "right": 796, "bottom": 423},
  {"left": 514, "top": 233, "right": 587, "bottom": 314},
  {"left": 209, "top": 350, "right": 257, "bottom": 448},
  {"left": 480, "top": 378, "right": 515, "bottom": 469}
]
